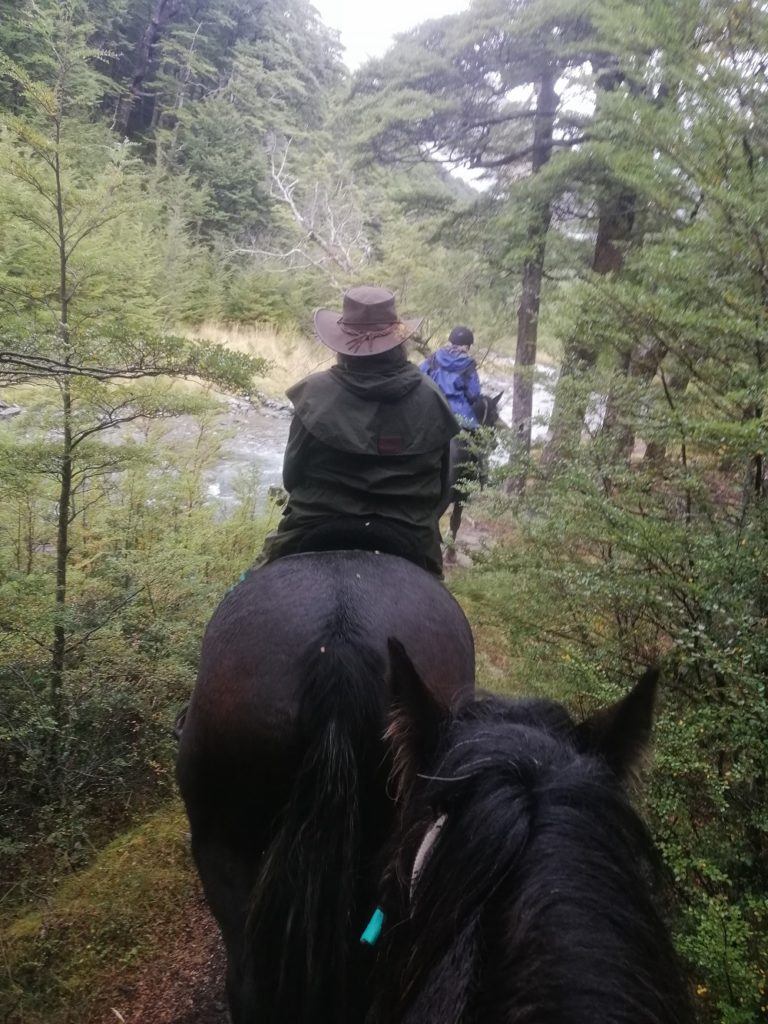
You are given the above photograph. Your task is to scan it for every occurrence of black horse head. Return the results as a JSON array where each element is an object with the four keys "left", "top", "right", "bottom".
[
  {"left": 369, "top": 641, "right": 693, "bottom": 1024},
  {"left": 471, "top": 391, "right": 503, "bottom": 428}
]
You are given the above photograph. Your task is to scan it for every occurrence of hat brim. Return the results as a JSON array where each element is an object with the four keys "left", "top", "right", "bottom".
[{"left": 313, "top": 308, "right": 423, "bottom": 356}]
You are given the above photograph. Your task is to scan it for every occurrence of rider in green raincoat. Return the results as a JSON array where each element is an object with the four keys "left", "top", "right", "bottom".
[{"left": 262, "top": 286, "right": 458, "bottom": 575}]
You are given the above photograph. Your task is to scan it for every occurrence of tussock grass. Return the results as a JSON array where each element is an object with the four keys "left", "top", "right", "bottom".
[
  {"left": 189, "top": 323, "right": 530, "bottom": 399},
  {"left": 190, "top": 322, "right": 333, "bottom": 398}
]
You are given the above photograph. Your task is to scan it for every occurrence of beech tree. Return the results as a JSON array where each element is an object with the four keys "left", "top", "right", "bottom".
[{"left": 113, "top": 0, "right": 183, "bottom": 137}]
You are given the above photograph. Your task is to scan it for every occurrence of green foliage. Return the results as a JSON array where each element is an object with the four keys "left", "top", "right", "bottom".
[
  {"left": 460, "top": 455, "right": 768, "bottom": 1018},
  {"left": 170, "top": 96, "right": 272, "bottom": 238},
  {"left": 0, "top": 0, "right": 352, "bottom": 329},
  {"left": 350, "top": 0, "right": 590, "bottom": 168},
  {"left": 0, "top": 398, "right": 271, "bottom": 900},
  {"left": 444, "top": 4, "right": 768, "bottom": 1016},
  {"left": 220, "top": 267, "right": 311, "bottom": 328}
]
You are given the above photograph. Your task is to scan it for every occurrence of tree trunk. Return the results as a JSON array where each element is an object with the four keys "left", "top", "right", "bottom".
[
  {"left": 601, "top": 336, "right": 667, "bottom": 471},
  {"left": 642, "top": 366, "right": 691, "bottom": 467},
  {"left": 49, "top": 118, "right": 72, "bottom": 762},
  {"left": 599, "top": 343, "right": 632, "bottom": 445},
  {"left": 25, "top": 495, "right": 34, "bottom": 574},
  {"left": 508, "top": 69, "right": 558, "bottom": 488},
  {"left": 540, "top": 336, "right": 599, "bottom": 467},
  {"left": 50, "top": 380, "right": 72, "bottom": 720},
  {"left": 542, "top": 61, "right": 636, "bottom": 469},
  {"left": 541, "top": 187, "right": 637, "bottom": 468},
  {"left": 740, "top": 398, "right": 766, "bottom": 519},
  {"left": 114, "top": 0, "right": 182, "bottom": 137}
]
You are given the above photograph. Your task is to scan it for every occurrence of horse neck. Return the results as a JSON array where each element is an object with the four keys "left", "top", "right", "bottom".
[
  {"left": 474, "top": 397, "right": 493, "bottom": 425},
  {"left": 473, "top": 826, "right": 688, "bottom": 1023},
  {"left": 397, "top": 760, "right": 690, "bottom": 1024}
]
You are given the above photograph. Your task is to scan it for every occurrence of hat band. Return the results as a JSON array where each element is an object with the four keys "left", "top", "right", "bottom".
[{"left": 338, "top": 316, "right": 400, "bottom": 353}]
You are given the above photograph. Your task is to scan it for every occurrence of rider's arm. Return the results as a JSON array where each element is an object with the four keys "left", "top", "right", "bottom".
[
  {"left": 464, "top": 361, "right": 481, "bottom": 403},
  {"left": 282, "top": 416, "right": 313, "bottom": 492}
]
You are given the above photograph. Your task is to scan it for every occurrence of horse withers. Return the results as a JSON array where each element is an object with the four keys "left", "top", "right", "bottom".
[
  {"left": 368, "top": 642, "right": 693, "bottom": 1024},
  {"left": 447, "top": 392, "right": 503, "bottom": 544},
  {"left": 176, "top": 551, "right": 474, "bottom": 1024}
]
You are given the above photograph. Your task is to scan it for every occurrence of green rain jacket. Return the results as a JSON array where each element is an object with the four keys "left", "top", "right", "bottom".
[{"left": 264, "top": 356, "right": 459, "bottom": 571}]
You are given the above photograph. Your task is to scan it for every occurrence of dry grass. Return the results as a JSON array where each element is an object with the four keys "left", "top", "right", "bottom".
[
  {"left": 189, "top": 322, "right": 334, "bottom": 398},
  {"left": 187, "top": 322, "right": 534, "bottom": 399}
]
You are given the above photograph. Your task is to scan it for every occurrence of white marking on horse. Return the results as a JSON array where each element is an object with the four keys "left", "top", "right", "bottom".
[{"left": 410, "top": 813, "right": 447, "bottom": 900}]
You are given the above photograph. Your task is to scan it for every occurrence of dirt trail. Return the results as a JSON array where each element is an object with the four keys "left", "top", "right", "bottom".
[
  {"left": 444, "top": 513, "right": 500, "bottom": 568},
  {"left": 102, "top": 891, "right": 228, "bottom": 1024}
]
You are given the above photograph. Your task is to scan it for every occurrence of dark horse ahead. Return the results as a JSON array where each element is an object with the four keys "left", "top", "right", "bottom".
[
  {"left": 176, "top": 551, "right": 474, "bottom": 1024},
  {"left": 447, "top": 392, "right": 502, "bottom": 543},
  {"left": 367, "top": 642, "right": 693, "bottom": 1024}
]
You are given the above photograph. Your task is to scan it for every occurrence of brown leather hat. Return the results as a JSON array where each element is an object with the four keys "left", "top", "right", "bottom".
[{"left": 314, "top": 285, "right": 423, "bottom": 356}]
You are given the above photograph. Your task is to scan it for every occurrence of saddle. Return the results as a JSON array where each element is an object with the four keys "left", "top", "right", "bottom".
[{"left": 292, "top": 516, "right": 432, "bottom": 573}]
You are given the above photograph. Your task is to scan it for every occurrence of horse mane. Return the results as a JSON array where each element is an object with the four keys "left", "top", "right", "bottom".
[{"left": 371, "top": 695, "right": 692, "bottom": 1024}]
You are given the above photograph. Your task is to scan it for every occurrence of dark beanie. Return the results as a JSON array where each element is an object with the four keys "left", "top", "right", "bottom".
[{"left": 449, "top": 325, "right": 474, "bottom": 347}]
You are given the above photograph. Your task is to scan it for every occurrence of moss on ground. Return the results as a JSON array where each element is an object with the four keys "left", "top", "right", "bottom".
[
  {"left": 1, "top": 804, "right": 196, "bottom": 1024},
  {"left": 448, "top": 567, "right": 526, "bottom": 697}
]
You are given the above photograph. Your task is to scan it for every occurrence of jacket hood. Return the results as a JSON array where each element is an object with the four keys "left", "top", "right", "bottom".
[
  {"left": 286, "top": 364, "right": 458, "bottom": 456},
  {"left": 432, "top": 346, "right": 475, "bottom": 373},
  {"left": 328, "top": 361, "right": 423, "bottom": 402}
]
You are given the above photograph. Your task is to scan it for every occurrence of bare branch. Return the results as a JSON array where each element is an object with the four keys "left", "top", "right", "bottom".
[
  {"left": 0, "top": 350, "right": 176, "bottom": 382},
  {"left": 232, "top": 138, "right": 371, "bottom": 289}
]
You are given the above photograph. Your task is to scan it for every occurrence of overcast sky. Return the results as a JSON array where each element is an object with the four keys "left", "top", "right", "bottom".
[{"left": 312, "top": 0, "right": 469, "bottom": 69}]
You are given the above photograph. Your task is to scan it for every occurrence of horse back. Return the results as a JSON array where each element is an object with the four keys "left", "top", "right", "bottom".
[{"left": 178, "top": 551, "right": 474, "bottom": 792}]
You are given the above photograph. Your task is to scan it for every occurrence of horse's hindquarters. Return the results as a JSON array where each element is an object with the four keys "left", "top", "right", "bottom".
[{"left": 177, "top": 551, "right": 475, "bottom": 1024}]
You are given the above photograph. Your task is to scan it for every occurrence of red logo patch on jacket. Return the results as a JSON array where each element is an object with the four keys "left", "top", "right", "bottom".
[{"left": 378, "top": 435, "right": 404, "bottom": 455}]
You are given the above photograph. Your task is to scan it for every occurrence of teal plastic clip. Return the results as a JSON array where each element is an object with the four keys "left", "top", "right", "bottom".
[{"left": 360, "top": 906, "right": 385, "bottom": 946}]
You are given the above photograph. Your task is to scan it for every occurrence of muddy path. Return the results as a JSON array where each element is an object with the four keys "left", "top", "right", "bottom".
[{"left": 101, "top": 888, "right": 228, "bottom": 1024}]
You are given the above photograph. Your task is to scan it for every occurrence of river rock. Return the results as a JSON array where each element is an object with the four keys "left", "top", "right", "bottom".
[{"left": 0, "top": 400, "right": 22, "bottom": 419}]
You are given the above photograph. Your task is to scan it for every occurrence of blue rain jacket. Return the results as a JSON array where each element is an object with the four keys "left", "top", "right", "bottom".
[{"left": 420, "top": 345, "right": 481, "bottom": 427}]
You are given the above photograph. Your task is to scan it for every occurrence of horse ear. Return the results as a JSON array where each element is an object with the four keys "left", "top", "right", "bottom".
[
  {"left": 576, "top": 667, "right": 659, "bottom": 781},
  {"left": 387, "top": 638, "right": 449, "bottom": 800},
  {"left": 492, "top": 392, "right": 504, "bottom": 405}
]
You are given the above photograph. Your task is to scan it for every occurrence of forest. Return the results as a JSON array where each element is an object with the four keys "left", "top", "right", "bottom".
[{"left": 0, "top": 0, "right": 766, "bottom": 1021}]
